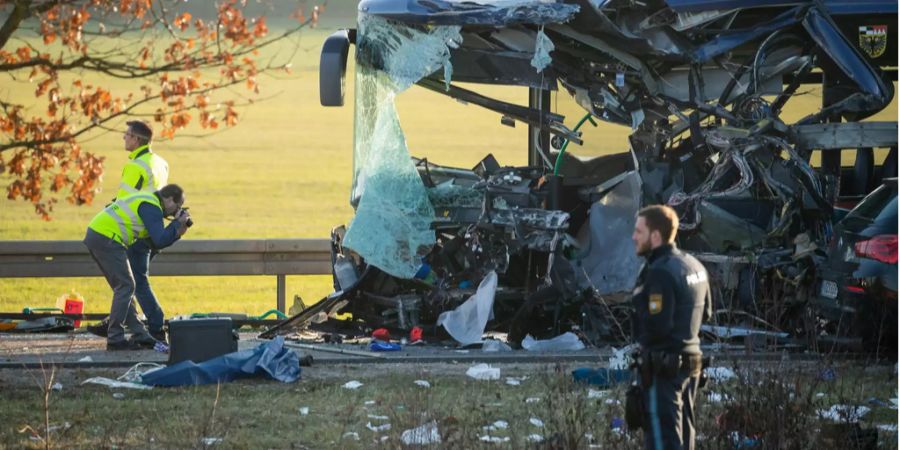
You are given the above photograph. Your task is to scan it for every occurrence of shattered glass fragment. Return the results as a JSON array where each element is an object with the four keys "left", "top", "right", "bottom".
[
  {"left": 370, "top": 0, "right": 580, "bottom": 26},
  {"left": 531, "top": 26, "right": 554, "bottom": 72},
  {"left": 345, "top": 15, "right": 464, "bottom": 278},
  {"left": 428, "top": 181, "right": 483, "bottom": 208}
]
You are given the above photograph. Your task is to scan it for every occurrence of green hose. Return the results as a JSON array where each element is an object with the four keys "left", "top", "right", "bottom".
[{"left": 553, "top": 112, "right": 598, "bottom": 176}]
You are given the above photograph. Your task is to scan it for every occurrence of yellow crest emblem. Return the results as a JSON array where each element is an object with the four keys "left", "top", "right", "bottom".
[
  {"left": 648, "top": 294, "right": 663, "bottom": 315},
  {"left": 859, "top": 25, "right": 887, "bottom": 59}
]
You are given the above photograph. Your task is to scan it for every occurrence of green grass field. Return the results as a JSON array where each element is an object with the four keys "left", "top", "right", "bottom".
[{"left": 0, "top": 27, "right": 896, "bottom": 319}]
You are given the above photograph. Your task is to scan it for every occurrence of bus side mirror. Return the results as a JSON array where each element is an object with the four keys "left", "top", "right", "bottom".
[{"left": 320, "top": 29, "right": 353, "bottom": 107}]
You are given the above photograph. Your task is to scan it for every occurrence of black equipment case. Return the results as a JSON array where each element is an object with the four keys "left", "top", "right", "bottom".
[{"left": 168, "top": 318, "right": 238, "bottom": 364}]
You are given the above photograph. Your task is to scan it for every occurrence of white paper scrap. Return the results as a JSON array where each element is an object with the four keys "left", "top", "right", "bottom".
[
  {"left": 401, "top": 421, "right": 441, "bottom": 445},
  {"left": 466, "top": 363, "right": 500, "bottom": 381},
  {"left": 83, "top": 377, "right": 152, "bottom": 390}
]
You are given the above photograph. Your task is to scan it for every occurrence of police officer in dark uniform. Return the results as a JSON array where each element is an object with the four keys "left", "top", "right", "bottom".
[{"left": 630, "top": 205, "right": 712, "bottom": 450}]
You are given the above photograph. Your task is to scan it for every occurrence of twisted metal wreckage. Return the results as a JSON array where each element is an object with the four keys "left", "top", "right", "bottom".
[{"left": 264, "top": 0, "right": 898, "bottom": 349}]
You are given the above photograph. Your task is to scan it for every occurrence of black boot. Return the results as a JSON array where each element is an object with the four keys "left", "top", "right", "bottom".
[{"left": 86, "top": 318, "right": 110, "bottom": 338}]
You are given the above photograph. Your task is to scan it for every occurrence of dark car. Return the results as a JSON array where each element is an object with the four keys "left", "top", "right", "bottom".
[{"left": 815, "top": 178, "right": 897, "bottom": 354}]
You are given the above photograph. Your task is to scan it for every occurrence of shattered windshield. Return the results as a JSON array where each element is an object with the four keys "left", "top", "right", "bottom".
[{"left": 343, "top": 14, "right": 463, "bottom": 278}]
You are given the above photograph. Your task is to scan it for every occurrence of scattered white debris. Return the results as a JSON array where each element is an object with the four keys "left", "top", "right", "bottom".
[
  {"left": 467, "top": 363, "right": 500, "bottom": 380},
  {"left": 480, "top": 435, "right": 510, "bottom": 443},
  {"left": 42, "top": 422, "right": 71, "bottom": 434},
  {"left": 482, "top": 420, "right": 509, "bottom": 431},
  {"left": 526, "top": 397, "right": 541, "bottom": 403},
  {"left": 414, "top": 380, "right": 431, "bottom": 388},
  {"left": 51, "top": 382, "right": 63, "bottom": 391},
  {"left": 454, "top": 350, "right": 470, "bottom": 354},
  {"left": 201, "top": 437, "right": 222, "bottom": 446},
  {"left": 527, "top": 434, "right": 544, "bottom": 442},
  {"left": 817, "top": 405, "right": 871, "bottom": 422},
  {"left": 704, "top": 367, "right": 736, "bottom": 382},
  {"left": 121, "top": 362, "right": 165, "bottom": 383},
  {"left": 604, "top": 399, "right": 620, "bottom": 405},
  {"left": 366, "top": 422, "right": 392, "bottom": 433},
  {"left": 112, "top": 393, "right": 125, "bottom": 399},
  {"left": 380, "top": 435, "right": 389, "bottom": 443},
  {"left": 505, "top": 377, "right": 521, "bottom": 386},
  {"left": 298, "top": 407, "right": 309, "bottom": 416},
  {"left": 364, "top": 400, "right": 376, "bottom": 406},
  {"left": 342, "top": 432, "right": 360, "bottom": 441},
  {"left": 521, "top": 332, "right": 585, "bottom": 351},
  {"left": 78, "top": 356, "right": 93, "bottom": 362},
  {"left": 877, "top": 424, "right": 898, "bottom": 433},
  {"left": 482, "top": 339, "right": 512, "bottom": 352},
  {"left": 83, "top": 377, "right": 152, "bottom": 390},
  {"left": 707, "top": 392, "right": 731, "bottom": 403},
  {"left": 368, "top": 414, "right": 389, "bottom": 420},
  {"left": 609, "top": 343, "right": 639, "bottom": 370},
  {"left": 587, "top": 389, "right": 608, "bottom": 399},
  {"left": 401, "top": 421, "right": 441, "bottom": 445},
  {"left": 342, "top": 380, "right": 364, "bottom": 390},
  {"left": 815, "top": 393, "right": 826, "bottom": 398},
  {"left": 529, "top": 417, "right": 544, "bottom": 428}
]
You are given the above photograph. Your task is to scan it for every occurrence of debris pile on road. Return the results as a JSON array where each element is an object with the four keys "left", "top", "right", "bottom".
[{"left": 267, "top": 0, "right": 897, "bottom": 351}]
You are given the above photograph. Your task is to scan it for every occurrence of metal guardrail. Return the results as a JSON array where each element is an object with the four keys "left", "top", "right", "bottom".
[{"left": 0, "top": 239, "right": 332, "bottom": 312}]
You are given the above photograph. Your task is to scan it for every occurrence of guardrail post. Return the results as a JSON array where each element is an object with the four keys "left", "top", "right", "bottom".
[{"left": 277, "top": 274, "right": 286, "bottom": 313}]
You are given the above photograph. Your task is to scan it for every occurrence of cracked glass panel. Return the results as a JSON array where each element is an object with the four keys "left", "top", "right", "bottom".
[{"left": 343, "top": 15, "right": 462, "bottom": 278}]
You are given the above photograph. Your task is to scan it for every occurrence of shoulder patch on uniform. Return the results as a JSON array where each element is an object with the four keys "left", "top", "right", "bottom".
[{"left": 648, "top": 294, "right": 663, "bottom": 315}]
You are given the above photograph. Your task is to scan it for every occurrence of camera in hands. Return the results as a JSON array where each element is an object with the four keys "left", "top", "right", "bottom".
[{"left": 177, "top": 207, "right": 194, "bottom": 228}]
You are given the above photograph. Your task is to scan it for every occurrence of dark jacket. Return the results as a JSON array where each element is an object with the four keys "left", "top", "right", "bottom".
[{"left": 631, "top": 244, "right": 712, "bottom": 355}]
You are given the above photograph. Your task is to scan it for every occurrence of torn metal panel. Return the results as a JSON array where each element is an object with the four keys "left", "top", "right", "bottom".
[
  {"left": 690, "top": 7, "right": 800, "bottom": 62},
  {"left": 701, "top": 324, "right": 789, "bottom": 340},
  {"left": 572, "top": 170, "right": 643, "bottom": 295},
  {"left": 696, "top": 199, "right": 769, "bottom": 251},
  {"left": 791, "top": 122, "right": 899, "bottom": 150}
]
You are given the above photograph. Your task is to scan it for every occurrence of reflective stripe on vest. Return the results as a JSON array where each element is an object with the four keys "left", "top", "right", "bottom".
[
  {"left": 118, "top": 158, "right": 154, "bottom": 195},
  {"left": 117, "top": 148, "right": 168, "bottom": 198},
  {"left": 88, "top": 193, "right": 160, "bottom": 246}
]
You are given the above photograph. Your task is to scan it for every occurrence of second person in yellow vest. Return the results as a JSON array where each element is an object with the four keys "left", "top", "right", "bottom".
[{"left": 87, "top": 121, "right": 171, "bottom": 341}]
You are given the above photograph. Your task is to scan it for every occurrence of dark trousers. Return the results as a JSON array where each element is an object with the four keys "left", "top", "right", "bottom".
[
  {"left": 642, "top": 372, "right": 700, "bottom": 450},
  {"left": 83, "top": 229, "right": 152, "bottom": 344},
  {"left": 128, "top": 239, "right": 164, "bottom": 333}
]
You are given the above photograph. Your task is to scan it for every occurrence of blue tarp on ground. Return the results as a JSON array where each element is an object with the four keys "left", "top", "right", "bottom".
[{"left": 141, "top": 336, "right": 300, "bottom": 386}]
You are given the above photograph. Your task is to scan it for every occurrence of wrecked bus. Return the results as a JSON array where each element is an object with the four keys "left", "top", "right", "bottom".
[{"left": 266, "top": 0, "right": 898, "bottom": 350}]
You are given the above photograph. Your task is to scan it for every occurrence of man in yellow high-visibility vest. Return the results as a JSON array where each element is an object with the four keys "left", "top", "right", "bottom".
[
  {"left": 83, "top": 184, "right": 191, "bottom": 351},
  {"left": 87, "top": 121, "right": 170, "bottom": 342}
]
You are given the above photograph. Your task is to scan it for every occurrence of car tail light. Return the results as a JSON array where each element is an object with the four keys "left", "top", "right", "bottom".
[
  {"left": 845, "top": 285, "right": 866, "bottom": 294},
  {"left": 853, "top": 235, "right": 898, "bottom": 265}
]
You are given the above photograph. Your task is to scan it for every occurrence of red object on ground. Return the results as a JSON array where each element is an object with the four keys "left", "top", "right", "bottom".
[
  {"left": 59, "top": 294, "right": 85, "bottom": 328},
  {"left": 372, "top": 328, "right": 391, "bottom": 342},
  {"left": 409, "top": 326, "right": 423, "bottom": 343}
]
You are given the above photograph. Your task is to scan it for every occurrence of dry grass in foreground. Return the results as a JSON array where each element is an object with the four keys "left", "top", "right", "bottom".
[{"left": 0, "top": 358, "right": 896, "bottom": 449}]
